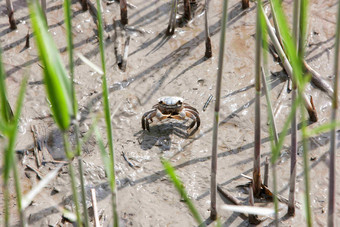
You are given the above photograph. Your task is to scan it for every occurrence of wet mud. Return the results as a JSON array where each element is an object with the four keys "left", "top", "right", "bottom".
[{"left": 0, "top": 0, "right": 339, "bottom": 226}]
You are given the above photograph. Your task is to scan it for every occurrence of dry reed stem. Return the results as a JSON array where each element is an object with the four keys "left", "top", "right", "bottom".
[
  {"left": 204, "top": 0, "right": 212, "bottom": 58},
  {"left": 120, "top": 0, "right": 128, "bottom": 25},
  {"left": 253, "top": 1, "right": 262, "bottom": 198},
  {"left": 6, "top": 0, "right": 17, "bottom": 29},
  {"left": 303, "top": 61, "right": 334, "bottom": 97},
  {"left": 210, "top": 0, "right": 229, "bottom": 220},
  {"left": 25, "top": 31, "right": 30, "bottom": 48},
  {"left": 166, "top": 0, "right": 177, "bottom": 35},
  {"left": 184, "top": 0, "right": 191, "bottom": 21},
  {"left": 288, "top": 88, "right": 297, "bottom": 216},
  {"left": 242, "top": 0, "right": 249, "bottom": 9},
  {"left": 80, "top": 0, "right": 88, "bottom": 11},
  {"left": 263, "top": 9, "right": 318, "bottom": 122},
  {"left": 327, "top": 1, "right": 340, "bottom": 225},
  {"left": 119, "top": 36, "right": 130, "bottom": 71}
]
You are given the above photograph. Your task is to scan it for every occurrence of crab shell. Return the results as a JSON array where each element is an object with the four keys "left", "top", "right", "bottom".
[
  {"left": 158, "top": 96, "right": 184, "bottom": 105},
  {"left": 141, "top": 96, "right": 200, "bottom": 131}
]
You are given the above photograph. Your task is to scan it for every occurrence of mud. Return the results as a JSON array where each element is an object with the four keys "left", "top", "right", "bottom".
[{"left": 0, "top": 0, "right": 339, "bottom": 226}]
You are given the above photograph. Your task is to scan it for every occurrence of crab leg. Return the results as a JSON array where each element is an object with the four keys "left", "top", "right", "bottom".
[
  {"left": 142, "top": 109, "right": 155, "bottom": 130},
  {"left": 145, "top": 111, "right": 158, "bottom": 131},
  {"left": 183, "top": 103, "right": 199, "bottom": 112},
  {"left": 185, "top": 109, "right": 200, "bottom": 129}
]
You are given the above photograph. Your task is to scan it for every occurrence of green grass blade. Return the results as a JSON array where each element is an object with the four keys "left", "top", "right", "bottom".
[
  {"left": 271, "top": 94, "right": 300, "bottom": 163},
  {"left": 162, "top": 159, "right": 204, "bottom": 225},
  {"left": 28, "top": 0, "right": 73, "bottom": 131},
  {"left": 3, "top": 76, "right": 28, "bottom": 226},
  {"left": 95, "top": 0, "right": 119, "bottom": 225},
  {"left": 0, "top": 49, "right": 13, "bottom": 123},
  {"left": 305, "top": 121, "right": 340, "bottom": 137},
  {"left": 3, "top": 75, "right": 27, "bottom": 182},
  {"left": 94, "top": 125, "right": 114, "bottom": 185},
  {"left": 63, "top": 0, "right": 77, "bottom": 116},
  {"left": 63, "top": 2, "right": 89, "bottom": 226},
  {"left": 271, "top": 0, "right": 303, "bottom": 87}
]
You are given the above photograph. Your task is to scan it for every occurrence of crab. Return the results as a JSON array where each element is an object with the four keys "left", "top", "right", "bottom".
[{"left": 141, "top": 96, "right": 200, "bottom": 131}]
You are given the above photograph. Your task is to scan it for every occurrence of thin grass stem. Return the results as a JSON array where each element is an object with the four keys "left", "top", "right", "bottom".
[
  {"left": 327, "top": 0, "right": 340, "bottom": 225},
  {"left": 287, "top": 0, "right": 300, "bottom": 216},
  {"left": 63, "top": 0, "right": 89, "bottom": 225},
  {"left": 62, "top": 132, "right": 82, "bottom": 226},
  {"left": 12, "top": 159, "right": 25, "bottom": 227}
]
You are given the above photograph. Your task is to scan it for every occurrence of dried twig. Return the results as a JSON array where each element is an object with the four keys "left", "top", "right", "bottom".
[
  {"left": 42, "top": 160, "right": 68, "bottom": 165},
  {"left": 240, "top": 174, "right": 301, "bottom": 208},
  {"left": 121, "top": 151, "right": 135, "bottom": 169},
  {"left": 26, "top": 164, "right": 44, "bottom": 179},
  {"left": 31, "top": 125, "right": 42, "bottom": 167},
  {"left": 203, "top": 94, "right": 213, "bottom": 111},
  {"left": 119, "top": 36, "right": 130, "bottom": 72},
  {"left": 120, "top": 0, "right": 128, "bottom": 25},
  {"left": 303, "top": 61, "right": 334, "bottom": 97},
  {"left": 264, "top": 157, "right": 269, "bottom": 187},
  {"left": 272, "top": 80, "right": 288, "bottom": 120},
  {"left": 248, "top": 184, "right": 261, "bottom": 224},
  {"left": 91, "top": 188, "right": 101, "bottom": 227},
  {"left": 113, "top": 19, "right": 123, "bottom": 65},
  {"left": 217, "top": 185, "right": 241, "bottom": 205}
]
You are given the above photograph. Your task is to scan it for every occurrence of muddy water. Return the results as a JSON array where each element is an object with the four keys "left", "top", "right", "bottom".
[{"left": 0, "top": 0, "right": 339, "bottom": 226}]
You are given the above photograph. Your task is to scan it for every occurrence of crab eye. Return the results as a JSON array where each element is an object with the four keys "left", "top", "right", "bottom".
[
  {"left": 177, "top": 100, "right": 182, "bottom": 105},
  {"left": 159, "top": 101, "right": 163, "bottom": 104}
]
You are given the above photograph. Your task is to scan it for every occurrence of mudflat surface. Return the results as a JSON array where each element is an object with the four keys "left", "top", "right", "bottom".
[{"left": 0, "top": 0, "right": 340, "bottom": 226}]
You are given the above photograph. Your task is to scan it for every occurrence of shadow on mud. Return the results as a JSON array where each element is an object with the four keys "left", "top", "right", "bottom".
[{"left": 135, "top": 121, "right": 199, "bottom": 151}]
